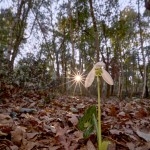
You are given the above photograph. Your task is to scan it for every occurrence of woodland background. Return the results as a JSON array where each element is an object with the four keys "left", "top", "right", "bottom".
[{"left": 0, "top": 0, "right": 150, "bottom": 99}]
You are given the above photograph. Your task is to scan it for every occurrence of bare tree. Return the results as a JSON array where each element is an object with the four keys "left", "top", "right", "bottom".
[
  {"left": 7, "top": 0, "right": 33, "bottom": 71},
  {"left": 88, "top": 0, "right": 100, "bottom": 62},
  {"left": 137, "top": 0, "right": 147, "bottom": 98},
  {"left": 68, "top": 0, "right": 75, "bottom": 72}
]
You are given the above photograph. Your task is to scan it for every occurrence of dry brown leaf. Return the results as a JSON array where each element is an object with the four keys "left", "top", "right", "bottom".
[
  {"left": 67, "top": 113, "right": 79, "bottom": 126},
  {"left": 109, "top": 105, "right": 118, "bottom": 116},
  {"left": 124, "top": 128, "right": 133, "bottom": 135},
  {"left": 11, "top": 126, "right": 26, "bottom": 146},
  {"left": 73, "top": 130, "right": 83, "bottom": 142},
  {"left": 47, "top": 146, "right": 61, "bottom": 150},
  {"left": 55, "top": 126, "right": 68, "bottom": 137},
  {"left": 107, "top": 143, "right": 116, "bottom": 150},
  {"left": 0, "top": 114, "right": 13, "bottom": 125},
  {"left": 78, "top": 146, "right": 87, "bottom": 150},
  {"left": 28, "top": 102, "right": 37, "bottom": 108},
  {"left": 26, "top": 132, "right": 39, "bottom": 140},
  {"left": 135, "top": 108, "right": 147, "bottom": 119},
  {"left": 57, "top": 135, "right": 71, "bottom": 150},
  {"left": 25, "top": 141, "right": 37, "bottom": 150},
  {"left": 135, "top": 142, "right": 150, "bottom": 150},
  {"left": 117, "top": 111, "right": 126, "bottom": 117},
  {"left": 49, "top": 125, "right": 57, "bottom": 133},
  {"left": 109, "top": 129, "right": 123, "bottom": 135},
  {"left": 136, "top": 129, "right": 150, "bottom": 142},
  {"left": 42, "top": 123, "right": 54, "bottom": 132},
  {"left": 126, "top": 142, "right": 135, "bottom": 150},
  {"left": 20, "top": 138, "right": 37, "bottom": 150},
  {"left": 10, "top": 145, "right": 19, "bottom": 150},
  {"left": 55, "top": 125, "right": 71, "bottom": 150},
  {"left": 124, "top": 103, "right": 134, "bottom": 112},
  {"left": 0, "top": 130, "right": 8, "bottom": 136},
  {"left": 86, "top": 140, "right": 96, "bottom": 150},
  {"left": 76, "top": 103, "right": 85, "bottom": 109}
]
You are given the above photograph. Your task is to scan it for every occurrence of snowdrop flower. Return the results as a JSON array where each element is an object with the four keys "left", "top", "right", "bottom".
[{"left": 85, "top": 62, "right": 113, "bottom": 88}]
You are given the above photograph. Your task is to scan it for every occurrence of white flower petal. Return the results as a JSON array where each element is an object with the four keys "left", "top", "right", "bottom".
[
  {"left": 101, "top": 69, "right": 113, "bottom": 85},
  {"left": 85, "top": 68, "right": 95, "bottom": 88},
  {"left": 94, "top": 62, "right": 105, "bottom": 69}
]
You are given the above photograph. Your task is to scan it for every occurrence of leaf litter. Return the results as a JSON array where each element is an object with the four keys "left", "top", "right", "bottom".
[{"left": 0, "top": 86, "right": 150, "bottom": 150}]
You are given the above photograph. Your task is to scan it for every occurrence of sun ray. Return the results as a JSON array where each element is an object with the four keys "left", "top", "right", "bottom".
[
  {"left": 56, "top": 78, "right": 75, "bottom": 88},
  {"left": 73, "top": 82, "right": 78, "bottom": 95},
  {"left": 78, "top": 82, "right": 82, "bottom": 95},
  {"left": 51, "top": 69, "right": 87, "bottom": 95},
  {"left": 69, "top": 80, "right": 77, "bottom": 89}
]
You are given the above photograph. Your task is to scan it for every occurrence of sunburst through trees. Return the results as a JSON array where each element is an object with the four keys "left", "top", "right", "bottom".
[{"left": 68, "top": 70, "right": 85, "bottom": 95}]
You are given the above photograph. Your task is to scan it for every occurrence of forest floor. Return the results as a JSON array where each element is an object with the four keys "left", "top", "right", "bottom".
[{"left": 0, "top": 84, "right": 150, "bottom": 150}]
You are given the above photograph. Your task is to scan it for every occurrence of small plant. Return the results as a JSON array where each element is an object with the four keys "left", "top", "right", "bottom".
[
  {"left": 78, "top": 105, "right": 97, "bottom": 138},
  {"left": 78, "top": 62, "right": 113, "bottom": 150}
]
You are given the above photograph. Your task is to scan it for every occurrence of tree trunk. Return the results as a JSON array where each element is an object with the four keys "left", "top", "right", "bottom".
[
  {"left": 68, "top": 0, "right": 75, "bottom": 73},
  {"left": 60, "top": 27, "right": 67, "bottom": 93},
  {"left": 145, "top": 0, "right": 150, "bottom": 10},
  {"left": 7, "top": 0, "right": 32, "bottom": 71},
  {"left": 118, "top": 63, "right": 123, "bottom": 100},
  {"left": 137, "top": 0, "right": 147, "bottom": 98},
  {"left": 88, "top": 0, "right": 100, "bottom": 62},
  {"left": 118, "top": 72, "right": 122, "bottom": 99},
  {"left": 61, "top": 48, "right": 65, "bottom": 93},
  {"left": 56, "top": 51, "right": 60, "bottom": 78},
  {"left": 111, "top": 84, "right": 114, "bottom": 96}
]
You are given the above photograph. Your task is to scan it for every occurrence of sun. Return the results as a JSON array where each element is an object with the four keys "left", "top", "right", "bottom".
[
  {"left": 74, "top": 74, "right": 82, "bottom": 82},
  {"left": 72, "top": 71, "right": 84, "bottom": 84},
  {"left": 56, "top": 69, "right": 85, "bottom": 95},
  {"left": 68, "top": 70, "right": 85, "bottom": 95}
]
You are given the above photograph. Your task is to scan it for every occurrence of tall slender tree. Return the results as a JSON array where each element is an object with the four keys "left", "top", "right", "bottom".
[
  {"left": 7, "top": 0, "right": 33, "bottom": 71},
  {"left": 137, "top": 0, "right": 147, "bottom": 98}
]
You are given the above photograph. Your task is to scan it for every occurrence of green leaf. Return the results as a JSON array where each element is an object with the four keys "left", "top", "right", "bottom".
[
  {"left": 101, "top": 141, "right": 111, "bottom": 150},
  {"left": 78, "top": 105, "right": 97, "bottom": 131},
  {"left": 92, "top": 113, "right": 98, "bottom": 135},
  {"left": 83, "top": 125, "right": 94, "bottom": 138},
  {"left": 84, "top": 121, "right": 91, "bottom": 128}
]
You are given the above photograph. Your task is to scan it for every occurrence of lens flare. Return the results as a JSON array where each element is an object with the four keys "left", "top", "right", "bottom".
[
  {"left": 55, "top": 69, "right": 85, "bottom": 95},
  {"left": 74, "top": 74, "right": 82, "bottom": 82},
  {"left": 71, "top": 71, "right": 84, "bottom": 95}
]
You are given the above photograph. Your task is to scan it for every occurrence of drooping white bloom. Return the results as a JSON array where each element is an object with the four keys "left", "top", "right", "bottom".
[{"left": 85, "top": 62, "right": 113, "bottom": 88}]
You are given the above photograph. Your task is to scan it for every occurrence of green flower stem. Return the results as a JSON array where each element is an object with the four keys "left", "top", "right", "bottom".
[{"left": 97, "top": 76, "right": 102, "bottom": 150}]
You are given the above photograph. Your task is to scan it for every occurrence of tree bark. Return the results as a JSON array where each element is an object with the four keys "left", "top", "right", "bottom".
[
  {"left": 60, "top": 27, "right": 67, "bottom": 93},
  {"left": 7, "top": 0, "right": 32, "bottom": 71},
  {"left": 137, "top": 0, "right": 147, "bottom": 98},
  {"left": 88, "top": 0, "right": 100, "bottom": 62},
  {"left": 145, "top": 0, "right": 150, "bottom": 10},
  {"left": 68, "top": 0, "right": 75, "bottom": 73}
]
